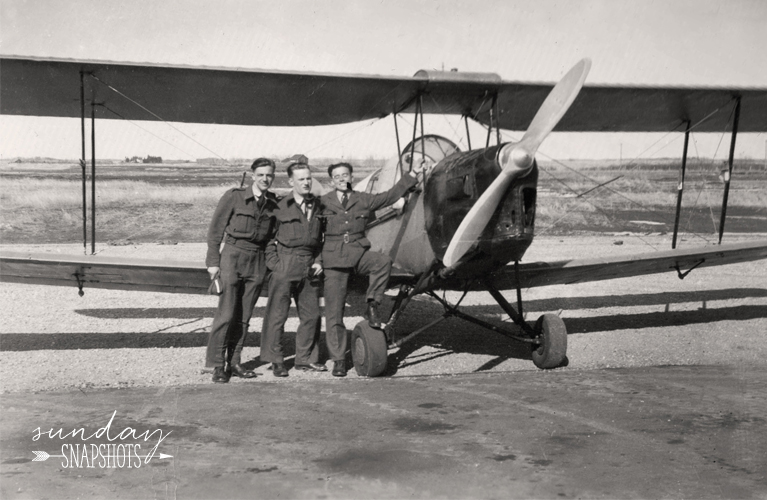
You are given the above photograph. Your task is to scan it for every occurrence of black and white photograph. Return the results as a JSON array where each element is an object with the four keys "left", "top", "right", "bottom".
[{"left": 1, "top": 0, "right": 766, "bottom": 498}]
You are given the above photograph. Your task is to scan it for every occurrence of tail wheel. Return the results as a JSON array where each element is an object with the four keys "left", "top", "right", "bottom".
[
  {"left": 351, "top": 320, "right": 388, "bottom": 377},
  {"left": 531, "top": 313, "right": 567, "bottom": 369}
]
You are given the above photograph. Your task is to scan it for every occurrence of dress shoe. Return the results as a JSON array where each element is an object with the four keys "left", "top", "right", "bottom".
[
  {"left": 230, "top": 364, "right": 257, "bottom": 378},
  {"left": 212, "top": 366, "right": 230, "bottom": 383},
  {"left": 294, "top": 363, "right": 328, "bottom": 372},
  {"left": 272, "top": 363, "right": 289, "bottom": 377},
  {"left": 364, "top": 301, "right": 382, "bottom": 329},
  {"left": 332, "top": 360, "right": 347, "bottom": 377}
]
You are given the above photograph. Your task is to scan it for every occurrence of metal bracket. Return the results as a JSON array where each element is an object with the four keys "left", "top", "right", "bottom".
[
  {"left": 73, "top": 269, "right": 85, "bottom": 297},
  {"left": 674, "top": 259, "right": 704, "bottom": 280}
]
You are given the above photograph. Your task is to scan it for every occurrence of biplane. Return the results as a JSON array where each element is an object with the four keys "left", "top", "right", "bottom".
[{"left": 2, "top": 55, "right": 766, "bottom": 376}]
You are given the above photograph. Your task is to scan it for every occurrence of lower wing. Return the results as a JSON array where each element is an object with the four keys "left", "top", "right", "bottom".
[
  {"left": 1, "top": 240, "right": 765, "bottom": 294},
  {"left": 464, "top": 239, "right": 767, "bottom": 290}
]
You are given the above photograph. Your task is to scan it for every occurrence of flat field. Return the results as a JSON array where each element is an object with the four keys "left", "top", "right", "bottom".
[{"left": 1, "top": 157, "right": 765, "bottom": 244}]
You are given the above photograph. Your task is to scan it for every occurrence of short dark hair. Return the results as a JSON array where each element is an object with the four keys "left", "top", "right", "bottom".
[
  {"left": 328, "top": 162, "right": 353, "bottom": 177},
  {"left": 251, "top": 157, "right": 276, "bottom": 171},
  {"left": 287, "top": 162, "right": 311, "bottom": 178}
]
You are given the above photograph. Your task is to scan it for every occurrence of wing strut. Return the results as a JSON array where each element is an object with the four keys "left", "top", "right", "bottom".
[
  {"left": 671, "top": 120, "right": 691, "bottom": 249},
  {"left": 90, "top": 98, "right": 97, "bottom": 255},
  {"left": 80, "top": 70, "right": 87, "bottom": 253},
  {"left": 485, "top": 94, "right": 498, "bottom": 148},
  {"left": 463, "top": 115, "right": 472, "bottom": 150},
  {"left": 393, "top": 112, "right": 402, "bottom": 159},
  {"left": 78, "top": 70, "right": 100, "bottom": 255},
  {"left": 718, "top": 97, "right": 741, "bottom": 244}
]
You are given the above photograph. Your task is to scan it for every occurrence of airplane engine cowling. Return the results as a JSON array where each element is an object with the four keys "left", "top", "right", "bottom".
[{"left": 424, "top": 145, "right": 538, "bottom": 274}]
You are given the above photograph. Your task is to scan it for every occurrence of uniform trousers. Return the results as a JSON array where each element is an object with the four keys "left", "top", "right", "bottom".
[
  {"left": 205, "top": 244, "right": 268, "bottom": 368},
  {"left": 324, "top": 249, "right": 391, "bottom": 361},
  {"left": 261, "top": 250, "right": 321, "bottom": 365}
]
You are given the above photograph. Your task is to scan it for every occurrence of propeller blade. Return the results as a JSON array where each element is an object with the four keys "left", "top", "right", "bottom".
[
  {"left": 442, "top": 59, "right": 591, "bottom": 268},
  {"left": 519, "top": 58, "right": 591, "bottom": 156}
]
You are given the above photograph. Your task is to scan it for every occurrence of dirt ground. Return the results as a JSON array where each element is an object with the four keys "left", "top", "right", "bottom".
[{"left": 1, "top": 234, "right": 766, "bottom": 498}]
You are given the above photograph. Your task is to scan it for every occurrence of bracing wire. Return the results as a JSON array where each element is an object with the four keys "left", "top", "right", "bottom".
[
  {"left": 101, "top": 104, "right": 200, "bottom": 160},
  {"left": 300, "top": 117, "right": 386, "bottom": 156},
  {"left": 680, "top": 103, "right": 738, "bottom": 236},
  {"left": 479, "top": 99, "right": 737, "bottom": 247},
  {"left": 88, "top": 74, "right": 227, "bottom": 160},
  {"left": 427, "top": 94, "right": 470, "bottom": 150}
]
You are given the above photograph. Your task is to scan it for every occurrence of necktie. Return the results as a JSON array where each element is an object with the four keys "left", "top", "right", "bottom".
[
  {"left": 341, "top": 192, "right": 348, "bottom": 208},
  {"left": 304, "top": 199, "right": 313, "bottom": 220},
  {"left": 257, "top": 195, "right": 266, "bottom": 210}
]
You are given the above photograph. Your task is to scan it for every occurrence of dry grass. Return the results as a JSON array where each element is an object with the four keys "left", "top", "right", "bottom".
[
  {"left": 539, "top": 167, "right": 767, "bottom": 208},
  {"left": 0, "top": 179, "right": 225, "bottom": 209}
]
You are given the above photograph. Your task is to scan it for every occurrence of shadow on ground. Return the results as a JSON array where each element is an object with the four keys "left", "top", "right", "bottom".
[{"left": 3, "top": 288, "right": 765, "bottom": 371}]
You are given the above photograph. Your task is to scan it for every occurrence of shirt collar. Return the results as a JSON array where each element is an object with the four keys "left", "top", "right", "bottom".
[
  {"left": 336, "top": 189, "right": 351, "bottom": 203},
  {"left": 293, "top": 191, "right": 315, "bottom": 206},
  {"left": 251, "top": 184, "right": 265, "bottom": 200}
]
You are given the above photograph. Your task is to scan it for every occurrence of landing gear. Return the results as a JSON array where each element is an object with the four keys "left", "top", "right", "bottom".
[
  {"left": 419, "top": 276, "right": 569, "bottom": 370},
  {"left": 351, "top": 320, "right": 388, "bottom": 377},
  {"left": 531, "top": 313, "right": 568, "bottom": 369},
  {"left": 349, "top": 265, "right": 569, "bottom": 377}
]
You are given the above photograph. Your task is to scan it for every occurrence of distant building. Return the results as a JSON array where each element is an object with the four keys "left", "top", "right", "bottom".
[
  {"left": 283, "top": 154, "right": 308, "bottom": 165},
  {"left": 143, "top": 156, "right": 163, "bottom": 164}
]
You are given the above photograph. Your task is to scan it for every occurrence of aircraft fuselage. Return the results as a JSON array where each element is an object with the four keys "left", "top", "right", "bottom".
[
  {"left": 366, "top": 140, "right": 538, "bottom": 279},
  {"left": 424, "top": 144, "right": 537, "bottom": 278}
]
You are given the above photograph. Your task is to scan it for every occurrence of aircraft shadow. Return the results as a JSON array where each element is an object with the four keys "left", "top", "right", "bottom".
[
  {"left": 383, "top": 288, "right": 767, "bottom": 375},
  {"left": 70, "top": 288, "right": 766, "bottom": 320},
  {"left": 1, "top": 289, "right": 764, "bottom": 357}
]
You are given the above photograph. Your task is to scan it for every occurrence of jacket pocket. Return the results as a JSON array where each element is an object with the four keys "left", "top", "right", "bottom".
[
  {"left": 228, "top": 209, "right": 255, "bottom": 238},
  {"left": 350, "top": 213, "right": 369, "bottom": 233}
]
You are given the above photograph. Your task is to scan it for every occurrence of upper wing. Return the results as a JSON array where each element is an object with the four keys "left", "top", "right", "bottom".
[
  {"left": 458, "top": 240, "right": 767, "bottom": 291},
  {"left": 3, "top": 56, "right": 766, "bottom": 131}
]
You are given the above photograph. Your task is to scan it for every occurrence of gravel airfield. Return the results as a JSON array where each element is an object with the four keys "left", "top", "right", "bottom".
[{"left": 2, "top": 234, "right": 766, "bottom": 393}]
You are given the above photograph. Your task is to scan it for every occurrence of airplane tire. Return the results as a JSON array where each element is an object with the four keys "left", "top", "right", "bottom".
[
  {"left": 531, "top": 313, "right": 567, "bottom": 369},
  {"left": 351, "top": 320, "right": 388, "bottom": 377}
]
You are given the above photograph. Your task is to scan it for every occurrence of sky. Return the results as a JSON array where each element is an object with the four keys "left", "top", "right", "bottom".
[{"left": 1, "top": 0, "right": 766, "bottom": 162}]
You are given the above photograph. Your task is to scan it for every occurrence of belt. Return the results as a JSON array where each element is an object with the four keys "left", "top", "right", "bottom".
[
  {"left": 225, "top": 235, "right": 266, "bottom": 251},
  {"left": 325, "top": 232, "right": 364, "bottom": 244}
]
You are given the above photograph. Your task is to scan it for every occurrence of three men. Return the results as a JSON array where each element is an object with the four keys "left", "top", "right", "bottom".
[
  {"left": 320, "top": 162, "right": 421, "bottom": 377},
  {"left": 260, "top": 163, "right": 325, "bottom": 377},
  {"left": 204, "top": 158, "right": 279, "bottom": 383}
]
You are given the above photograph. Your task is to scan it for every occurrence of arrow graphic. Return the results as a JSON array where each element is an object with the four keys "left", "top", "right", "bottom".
[
  {"left": 32, "top": 451, "right": 64, "bottom": 461},
  {"left": 32, "top": 451, "right": 173, "bottom": 462}
]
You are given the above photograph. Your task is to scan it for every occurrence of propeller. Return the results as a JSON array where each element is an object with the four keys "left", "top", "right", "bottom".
[{"left": 442, "top": 59, "right": 591, "bottom": 268}]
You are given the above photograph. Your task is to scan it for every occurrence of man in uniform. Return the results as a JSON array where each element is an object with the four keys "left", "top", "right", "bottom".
[
  {"left": 205, "top": 158, "right": 279, "bottom": 383},
  {"left": 261, "top": 163, "right": 325, "bottom": 377},
  {"left": 320, "top": 162, "right": 422, "bottom": 377}
]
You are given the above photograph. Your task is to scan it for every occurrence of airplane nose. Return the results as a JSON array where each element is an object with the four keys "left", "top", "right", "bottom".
[{"left": 503, "top": 144, "right": 534, "bottom": 171}]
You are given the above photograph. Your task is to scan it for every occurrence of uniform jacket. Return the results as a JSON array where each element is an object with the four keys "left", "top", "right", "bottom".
[
  {"left": 319, "top": 173, "right": 417, "bottom": 269},
  {"left": 265, "top": 194, "right": 323, "bottom": 276},
  {"left": 205, "top": 187, "right": 279, "bottom": 267}
]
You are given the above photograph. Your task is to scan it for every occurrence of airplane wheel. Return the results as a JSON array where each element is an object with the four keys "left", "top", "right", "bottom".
[
  {"left": 531, "top": 314, "right": 567, "bottom": 369},
  {"left": 351, "top": 320, "right": 388, "bottom": 377}
]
